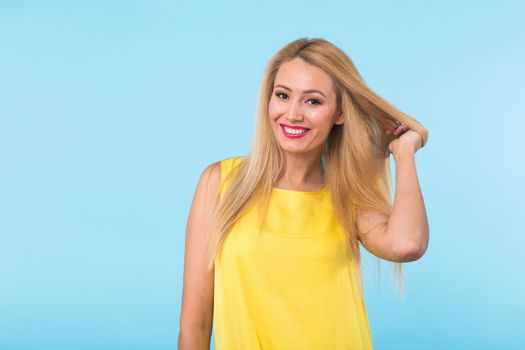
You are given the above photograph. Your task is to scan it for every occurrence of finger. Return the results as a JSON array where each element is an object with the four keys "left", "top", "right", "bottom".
[{"left": 393, "top": 125, "right": 409, "bottom": 135}]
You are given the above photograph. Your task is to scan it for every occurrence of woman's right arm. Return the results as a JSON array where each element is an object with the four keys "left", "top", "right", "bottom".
[{"left": 178, "top": 161, "right": 221, "bottom": 350}]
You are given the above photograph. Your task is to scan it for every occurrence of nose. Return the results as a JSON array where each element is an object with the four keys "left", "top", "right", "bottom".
[{"left": 286, "top": 100, "right": 304, "bottom": 122}]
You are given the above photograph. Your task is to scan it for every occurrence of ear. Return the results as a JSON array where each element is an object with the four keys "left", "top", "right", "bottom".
[{"left": 334, "top": 111, "right": 344, "bottom": 125}]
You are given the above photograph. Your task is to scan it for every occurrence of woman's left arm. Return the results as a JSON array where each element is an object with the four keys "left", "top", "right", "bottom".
[{"left": 387, "top": 126, "right": 429, "bottom": 261}]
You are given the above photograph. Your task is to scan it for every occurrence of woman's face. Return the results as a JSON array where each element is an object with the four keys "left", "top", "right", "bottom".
[{"left": 268, "top": 57, "right": 343, "bottom": 155}]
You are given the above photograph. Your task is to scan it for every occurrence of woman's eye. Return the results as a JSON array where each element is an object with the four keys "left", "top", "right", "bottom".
[
  {"left": 274, "top": 92, "right": 322, "bottom": 106},
  {"left": 307, "top": 99, "right": 322, "bottom": 105}
]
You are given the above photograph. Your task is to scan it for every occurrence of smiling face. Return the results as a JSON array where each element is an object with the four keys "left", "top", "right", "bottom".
[{"left": 268, "top": 57, "right": 343, "bottom": 156}]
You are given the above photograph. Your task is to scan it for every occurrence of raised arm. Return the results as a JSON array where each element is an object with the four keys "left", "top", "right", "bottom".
[
  {"left": 179, "top": 161, "right": 221, "bottom": 349},
  {"left": 357, "top": 127, "right": 429, "bottom": 262}
]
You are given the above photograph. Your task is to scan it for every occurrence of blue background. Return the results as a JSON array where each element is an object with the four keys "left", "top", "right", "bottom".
[{"left": 1, "top": 1, "right": 524, "bottom": 349}]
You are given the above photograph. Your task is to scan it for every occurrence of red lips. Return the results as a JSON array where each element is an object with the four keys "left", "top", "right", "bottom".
[{"left": 280, "top": 124, "right": 310, "bottom": 139}]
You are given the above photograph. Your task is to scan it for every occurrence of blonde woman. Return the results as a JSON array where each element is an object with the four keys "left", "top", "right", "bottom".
[{"left": 179, "top": 37, "right": 429, "bottom": 349}]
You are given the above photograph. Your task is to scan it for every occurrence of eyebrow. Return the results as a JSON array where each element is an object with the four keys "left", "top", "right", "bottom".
[{"left": 274, "top": 84, "right": 327, "bottom": 98}]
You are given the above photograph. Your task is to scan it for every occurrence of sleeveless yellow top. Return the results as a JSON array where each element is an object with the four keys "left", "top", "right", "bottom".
[{"left": 213, "top": 156, "right": 373, "bottom": 349}]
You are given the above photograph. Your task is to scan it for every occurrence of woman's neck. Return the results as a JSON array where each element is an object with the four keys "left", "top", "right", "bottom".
[{"left": 276, "top": 153, "right": 325, "bottom": 190}]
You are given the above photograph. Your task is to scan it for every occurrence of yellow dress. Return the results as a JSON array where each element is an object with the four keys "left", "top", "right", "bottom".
[{"left": 213, "top": 156, "right": 373, "bottom": 350}]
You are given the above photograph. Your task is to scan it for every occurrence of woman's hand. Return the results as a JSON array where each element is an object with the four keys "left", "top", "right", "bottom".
[{"left": 385, "top": 123, "right": 424, "bottom": 155}]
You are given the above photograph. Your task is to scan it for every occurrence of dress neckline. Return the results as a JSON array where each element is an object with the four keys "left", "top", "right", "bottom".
[{"left": 271, "top": 185, "right": 327, "bottom": 194}]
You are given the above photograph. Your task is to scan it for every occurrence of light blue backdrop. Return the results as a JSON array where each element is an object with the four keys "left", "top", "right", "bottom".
[{"left": 1, "top": 1, "right": 523, "bottom": 349}]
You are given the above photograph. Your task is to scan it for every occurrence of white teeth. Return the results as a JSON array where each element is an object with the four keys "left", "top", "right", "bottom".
[{"left": 284, "top": 126, "right": 307, "bottom": 134}]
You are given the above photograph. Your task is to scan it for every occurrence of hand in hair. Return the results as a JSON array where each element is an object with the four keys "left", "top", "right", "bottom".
[{"left": 385, "top": 124, "right": 424, "bottom": 155}]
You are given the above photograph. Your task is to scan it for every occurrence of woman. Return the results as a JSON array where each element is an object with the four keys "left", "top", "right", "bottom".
[{"left": 179, "top": 38, "right": 429, "bottom": 349}]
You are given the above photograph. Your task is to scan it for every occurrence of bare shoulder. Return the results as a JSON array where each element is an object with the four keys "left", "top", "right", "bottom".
[
  {"left": 198, "top": 160, "right": 221, "bottom": 196},
  {"left": 189, "top": 160, "right": 223, "bottom": 213},
  {"left": 199, "top": 156, "right": 244, "bottom": 196}
]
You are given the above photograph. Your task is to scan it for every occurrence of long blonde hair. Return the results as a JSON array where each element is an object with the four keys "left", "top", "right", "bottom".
[{"left": 205, "top": 37, "right": 428, "bottom": 298}]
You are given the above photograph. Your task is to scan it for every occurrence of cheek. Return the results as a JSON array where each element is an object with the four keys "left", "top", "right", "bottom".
[
  {"left": 268, "top": 101, "right": 281, "bottom": 119},
  {"left": 308, "top": 110, "right": 334, "bottom": 129}
]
